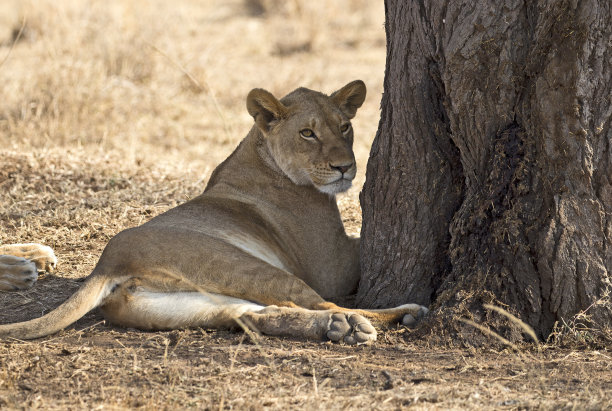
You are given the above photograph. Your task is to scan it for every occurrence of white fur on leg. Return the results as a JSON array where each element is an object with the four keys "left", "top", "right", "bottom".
[{"left": 103, "top": 290, "right": 265, "bottom": 330}]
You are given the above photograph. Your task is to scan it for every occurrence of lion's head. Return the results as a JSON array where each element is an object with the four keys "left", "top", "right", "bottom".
[{"left": 246, "top": 80, "right": 366, "bottom": 195}]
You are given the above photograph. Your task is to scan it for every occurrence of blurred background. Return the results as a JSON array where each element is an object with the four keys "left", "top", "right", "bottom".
[{"left": 0, "top": 0, "right": 385, "bottom": 189}]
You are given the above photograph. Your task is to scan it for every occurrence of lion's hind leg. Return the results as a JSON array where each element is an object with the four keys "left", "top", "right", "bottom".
[
  {"left": 239, "top": 306, "right": 377, "bottom": 345},
  {"left": 99, "top": 284, "right": 266, "bottom": 331},
  {"left": 98, "top": 283, "right": 377, "bottom": 344}
]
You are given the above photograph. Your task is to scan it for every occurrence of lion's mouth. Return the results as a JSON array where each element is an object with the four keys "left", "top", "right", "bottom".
[{"left": 316, "top": 177, "right": 353, "bottom": 195}]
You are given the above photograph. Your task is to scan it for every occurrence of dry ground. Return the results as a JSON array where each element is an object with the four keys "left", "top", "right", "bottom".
[{"left": 0, "top": 1, "right": 610, "bottom": 409}]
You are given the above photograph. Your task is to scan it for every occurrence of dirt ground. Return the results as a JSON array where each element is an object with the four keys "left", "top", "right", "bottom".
[{"left": 0, "top": 1, "right": 610, "bottom": 409}]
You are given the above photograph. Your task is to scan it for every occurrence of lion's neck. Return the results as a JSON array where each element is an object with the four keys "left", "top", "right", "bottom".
[
  {"left": 205, "top": 127, "right": 324, "bottom": 200},
  {"left": 251, "top": 130, "right": 286, "bottom": 179}
]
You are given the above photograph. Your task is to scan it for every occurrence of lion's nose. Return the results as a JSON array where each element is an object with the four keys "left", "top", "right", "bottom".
[{"left": 330, "top": 162, "right": 353, "bottom": 174}]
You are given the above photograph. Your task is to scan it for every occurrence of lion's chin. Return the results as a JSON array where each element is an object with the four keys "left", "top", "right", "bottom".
[{"left": 316, "top": 179, "right": 353, "bottom": 195}]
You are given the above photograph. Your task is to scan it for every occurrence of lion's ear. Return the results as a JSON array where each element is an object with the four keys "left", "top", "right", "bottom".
[
  {"left": 246, "top": 88, "right": 288, "bottom": 133},
  {"left": 330, "top": 80, "right": 367, "bottom": 119}
]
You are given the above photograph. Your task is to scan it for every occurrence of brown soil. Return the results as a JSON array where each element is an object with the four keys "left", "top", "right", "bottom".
[
  {"left": 1, "top": 152, "right": 610, "bottom": 410},
  {"left": 3, "top": 326, "right": 611, "bottom": 410}
]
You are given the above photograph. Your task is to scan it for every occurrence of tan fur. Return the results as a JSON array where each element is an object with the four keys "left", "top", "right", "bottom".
[
  {"left": 0, "top": 81, "right": 427, "bottom": 344},
  {"left": 0, "top": 244, "right": 56, "bottom": 291}
]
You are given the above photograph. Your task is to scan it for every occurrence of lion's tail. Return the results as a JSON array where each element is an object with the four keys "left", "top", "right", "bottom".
[{"left": 0, "top": 275, "right": 115, "bottom": 340}]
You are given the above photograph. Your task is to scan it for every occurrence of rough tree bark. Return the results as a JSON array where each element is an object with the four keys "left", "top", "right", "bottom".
[{"left": 358, "top": 0, "right": 612, "bottom": 338}]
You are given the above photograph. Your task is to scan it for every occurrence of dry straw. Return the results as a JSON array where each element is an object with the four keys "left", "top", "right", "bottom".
[
  {"left": 0, "top": 16, "right": 25, "bottom": 69},
  {"left": 484, "top": 303, "right": 540, "bottom": 347},
  {"left": 458, "top": 303, "right": 540, "bottom": 351},
  {"left": 457, "top": 317, "right": 519, "bottom": 350}
]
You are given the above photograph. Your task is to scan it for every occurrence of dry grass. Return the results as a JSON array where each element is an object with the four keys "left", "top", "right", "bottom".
[
  {"left": 1, "top": 0, "right": 611, "bottom": 409},
  {"left": 0, "top": 0, "right": 383, "bottom": 192}
]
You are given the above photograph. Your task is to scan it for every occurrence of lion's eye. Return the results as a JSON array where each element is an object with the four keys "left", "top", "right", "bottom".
[
  {"left": 340, "top": 124, "right": 351, "bottom": 133},
  {"left": 300, "top": 129, "right": 316, "bottom": 139}
]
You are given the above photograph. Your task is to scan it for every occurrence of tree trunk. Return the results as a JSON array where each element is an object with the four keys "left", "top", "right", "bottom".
[{"left": 358, "top": 0, "right": 612, "bottom": 338}]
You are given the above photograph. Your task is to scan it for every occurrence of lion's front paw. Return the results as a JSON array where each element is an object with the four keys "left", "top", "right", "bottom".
[
  {"left": 326, "top": 312, "right": 377, "bottom": 345},
  {"left": 0, "top": 255, "right": 38, "bottom": 291},
  {"left": 397, "top": 304, "right": 429, "bottom": 327},
  {"left": 22, "top": 244, "right": 57, "bottom": 273},
  {"left": 0, "top": 243, "right": 57, "bottom": 273}
]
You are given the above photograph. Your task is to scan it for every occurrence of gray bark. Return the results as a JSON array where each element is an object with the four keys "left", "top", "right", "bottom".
[{"left": 358, "top": 0, "right": 612, "bottom": 337}]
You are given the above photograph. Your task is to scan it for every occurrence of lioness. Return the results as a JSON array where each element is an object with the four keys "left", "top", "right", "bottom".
[{"left": 0, "top": 81, "right": 427, "bottom": 344}]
